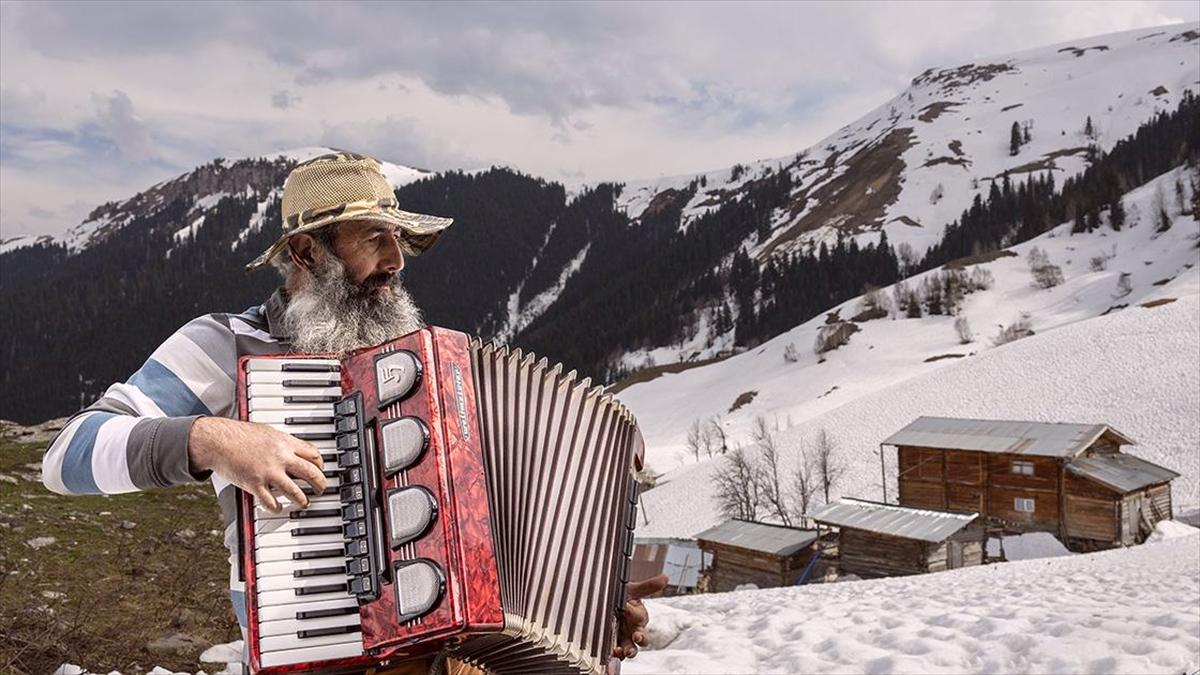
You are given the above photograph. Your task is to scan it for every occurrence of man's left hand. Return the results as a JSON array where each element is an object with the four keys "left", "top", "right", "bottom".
[{"left": 613, "top": 574, "right": 669, "bottom": 660}]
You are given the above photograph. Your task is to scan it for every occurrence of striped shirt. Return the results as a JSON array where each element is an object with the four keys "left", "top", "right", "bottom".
[{"left": 42, "top": 288, "right": 295, "bottom": 634}]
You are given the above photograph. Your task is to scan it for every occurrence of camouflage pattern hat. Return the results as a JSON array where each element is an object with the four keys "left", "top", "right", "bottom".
[{"left": 245, "top": 150, "right": 453, "bottom": 271}]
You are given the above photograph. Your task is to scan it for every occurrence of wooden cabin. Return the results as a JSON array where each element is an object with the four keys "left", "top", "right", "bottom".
[
  {"left": 808, "top": 498, "right": 985, "bottom": 578},
  {"left": 885, "top": 417, "right": 1179, "bottom": 550},
  {"left": 695, "top": 520, "right": 820, "bottom": 592},
  {"left": 630, "top": 538, "right": 711, "bottom": 595}
]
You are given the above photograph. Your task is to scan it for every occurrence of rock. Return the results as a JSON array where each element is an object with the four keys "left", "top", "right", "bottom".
[
  {"left": 41, "top": 590, "right": 66, "bottom": 600},
  {"left": 26, "top": 536, "right": 56, "bottom": 549},
  {"left": 173, "top": 607, "right": 201, "bottom": 629},
  {"left": 175, "top": 528, "right": 196, "bottom": 540},
  {"left": 0, "top": 474, "right": 17, "bottom": 484},
  {"left": 120, "top": 520, "right": 137, "bottom": 530},
  {"left": 146, "top": 632, "right": 209, "bottom": 656}
]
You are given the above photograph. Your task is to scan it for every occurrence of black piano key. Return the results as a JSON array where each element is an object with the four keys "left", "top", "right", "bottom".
[
  {"left": 338, "top": 450, "right": 361, "bottom": 468},
  {"left": 292, "top": 525, "right": 343, "bottom": 537},
  {"left": 301, "top": 486, "right": 339, "bottom": 497},
  {"left": 343, "top": 521, "right": 367, "bottom": 538},
  {"left": 285, "top": 415, "right": 336, "bottom": 425},
  {"left": 292, "top": 547, "right": 343, "bottom": 560},
  {"left": 347, "top": 557, "right": 371, "bottom": 575},
  {"left": 321, "top": 453, "right": 338, "bottom": 463},
  {"left": 322, "top": 469, "right": 341, "bottom": 478},
  {"left": 295, "top": 432, "right": 337, "bottom": 441},
  {"left": 336, "top": 434, "right": 359, "bottom": 450},
  {"left": 294, "top": 565, "right": 345, "bottom": 578},
  {"left": 289, "top": 508, "right": 341, "bottom": 520},
  {"left": 335, "top": 416, "right": 358, "bottom": 433},
  {"left": 339, "top": 485, "right": 364, "bottom": 502},
  {"left": 344, "top": 540, "right": 368, "bottom": 557},
  {"left": 282, "top": 379, "right": 340, "bottom": 388},
  {"left": 282, "top": 363, "right": 339, "bottom": 372},
  {"left": 295, "top": 605, "right": 358, "bottom": 620},
  {"left": 295, "top": 582, "right": 347, "bottom": 596},
  {"left": 297, "top": 624, "right": 360, "bottom": 639},
  {"left": 285, "top": 395, "right": 340, "bottom": 404},
  {"left": 341, "top": 503, "right": 365, "bottom": 521},
  {"left": 349, "top": 576, "right": 373, "bottom": 595},
  {"left": 626, "top": 503, "right": 639, "bottom": 530},
  {"left": 345, "top": 467, "right": 362, "bottom": 484},
  {"left": 334, "top": 397, "right": 358, "bottom": 415}
]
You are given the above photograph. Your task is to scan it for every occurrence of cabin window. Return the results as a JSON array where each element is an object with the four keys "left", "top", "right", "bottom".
[
  {"left": 1011, "top": 461, "right": 1035, "bottom": 476},
  {"left": 1014, "top": 497, "right": 1036, "bottom": 513}
]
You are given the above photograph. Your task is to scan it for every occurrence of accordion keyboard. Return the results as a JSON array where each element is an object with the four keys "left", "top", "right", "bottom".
[{"left": 244, "top": 358, "right": 367, "bottom": 668}]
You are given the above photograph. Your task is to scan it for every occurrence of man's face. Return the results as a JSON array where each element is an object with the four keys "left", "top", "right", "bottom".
[{"left": 327, "top": 219, "right": 407, "bottom": 292}]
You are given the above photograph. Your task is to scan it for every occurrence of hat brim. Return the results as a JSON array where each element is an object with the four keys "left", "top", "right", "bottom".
[{"left": 245, "top": 205, "right": 452, "bottom": 271}]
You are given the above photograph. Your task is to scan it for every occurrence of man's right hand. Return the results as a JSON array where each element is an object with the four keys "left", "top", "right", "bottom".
[{"left": 188, "top": 417, "right": 327, "bottom": 511}]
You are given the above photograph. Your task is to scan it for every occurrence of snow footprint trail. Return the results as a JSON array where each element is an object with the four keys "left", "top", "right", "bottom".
[{"left": 626, "top": 529, "right": 1200, "bottom": 675}]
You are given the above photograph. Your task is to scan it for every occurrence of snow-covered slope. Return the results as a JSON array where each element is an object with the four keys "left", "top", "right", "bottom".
[
  {"left": 627, "top": 522, "right": 1200, "bottom": 675},
  {"left": 619, "top": 23, "right": 1199, "bottom": 259},
  {"left": 626, "top": 166, "right": 1200, "bottom": 539}
]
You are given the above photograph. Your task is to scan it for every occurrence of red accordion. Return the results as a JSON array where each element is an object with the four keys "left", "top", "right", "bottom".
[{"left": 236, "top": 326, "right": 644, "bottom": 674}]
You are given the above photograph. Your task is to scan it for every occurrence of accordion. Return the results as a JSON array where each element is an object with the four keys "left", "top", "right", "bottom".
[{"left": 236, "top": 326, "right": 645, "bottom": 674}]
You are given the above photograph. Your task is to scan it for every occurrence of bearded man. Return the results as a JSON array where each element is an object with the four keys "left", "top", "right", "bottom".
[{"left": 42, "top": 151, "right": 664, "bottom": 671}]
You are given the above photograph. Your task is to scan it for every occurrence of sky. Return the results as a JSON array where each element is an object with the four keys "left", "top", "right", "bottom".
[{"left": 2, "top": 1, "right": 1198, "bottom": 240}]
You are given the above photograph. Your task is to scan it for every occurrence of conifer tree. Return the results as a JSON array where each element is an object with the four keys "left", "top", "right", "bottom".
[{"left": 1010, "top": 121, "right": 1023, "bottom": 156}]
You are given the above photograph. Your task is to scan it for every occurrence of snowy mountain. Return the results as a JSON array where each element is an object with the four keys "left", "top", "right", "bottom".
[
  {"left": 626, "top": 165, "right": 1200, "bottom": 540},
  {"left": 1, "top": 22, "right": 1197, "bottom": 430}
]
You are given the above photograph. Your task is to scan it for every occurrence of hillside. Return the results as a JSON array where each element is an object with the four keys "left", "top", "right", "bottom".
[
  {"left": 627, "top": 166, "right": 1200, "bottom": 539},
  {"left": 627, "top": 522, "right": 1200, "bottom": 674}
]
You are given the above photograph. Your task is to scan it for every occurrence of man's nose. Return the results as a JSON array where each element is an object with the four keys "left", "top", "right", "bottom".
[{"left": 379, "top": 235, "right": 405, "bottom": 273}]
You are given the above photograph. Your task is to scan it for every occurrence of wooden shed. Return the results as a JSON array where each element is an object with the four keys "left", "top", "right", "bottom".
[
  {"left": 808, "top": 498, "right": 985, "bottom": 578},
  {"left": 885, "top": 416, "right": 1179, "bottom": 550},
  {"left": 695, "top": 520, "right": 819, "bottom": 592},
  {"left": 630, "top": 538, "right": 711, "bottom": 595}
]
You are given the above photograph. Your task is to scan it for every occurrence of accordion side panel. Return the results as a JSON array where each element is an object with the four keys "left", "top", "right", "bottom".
[{"left": 429, "top": 327, "right": 504, "bottom": 632}]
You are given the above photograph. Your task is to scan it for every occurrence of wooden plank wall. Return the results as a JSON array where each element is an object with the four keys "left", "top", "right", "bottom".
[
  {"left": 699, "top": 541, "right": 815, "bottom": 592},
  {"left": 838, "top": 527, "right": 930, "bottom": 578}
]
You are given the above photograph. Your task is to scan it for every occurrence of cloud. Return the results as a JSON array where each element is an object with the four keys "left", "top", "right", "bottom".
[
  {"left": 90, "top": 90, "right": 154, "bottom": 161},
  {"left": 271, "top": 89, "right": 301, "bottom": 109}
]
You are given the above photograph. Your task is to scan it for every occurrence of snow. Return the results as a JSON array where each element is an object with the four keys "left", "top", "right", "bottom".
[
  {"left": 987, "top": 532, "right": 1073, "bottom": 561},
  {"left": 497, "top": 243, "right": 591, "bottom": 341},
  {"left": 626, "top": 529, "right": 1200, "bottom": 675}
]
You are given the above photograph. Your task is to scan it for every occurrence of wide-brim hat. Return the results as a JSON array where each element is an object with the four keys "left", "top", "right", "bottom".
[{"left": 245, "top": 150, "right": 453, "bottom": 271}]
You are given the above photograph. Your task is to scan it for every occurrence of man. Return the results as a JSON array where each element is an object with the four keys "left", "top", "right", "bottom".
[{"left": 42, "top": 150, "right": 665, "bottom": 669}]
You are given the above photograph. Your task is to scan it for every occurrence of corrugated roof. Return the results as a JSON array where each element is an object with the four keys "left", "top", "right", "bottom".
[
  {"left": 807, "top": 498, "right": 978, "bottom": 543},
  {"left": 694, "top": 520, "right": 818, "bottom": 556},
  {"left": 1068, "top": 454, "right": 1180, "bottom": 493},
  {"left": 881, "top": 416, "right": 1136, "bottom": 457}
]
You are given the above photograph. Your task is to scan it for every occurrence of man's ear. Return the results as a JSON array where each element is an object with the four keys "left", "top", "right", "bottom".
[{"left": 288, "top": 233, "right": 320, "bottom": 271}]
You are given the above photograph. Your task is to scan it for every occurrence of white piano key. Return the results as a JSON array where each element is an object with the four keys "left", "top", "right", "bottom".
[
  {"left": 254, "top": 541, "right": 346, "bottom": 563},
  {"left": 245, "top": 359, "right": 340, "bottom": 372},
  {"left": 256, "top": 516, "right": 343, "bottom": 536},
  {"left": 255, "top": 557, "right": 348, "bottom": 579},
  {"left": 258, "top": 586, "right": 351, "bottom": 607},
  {"left": 248, "top": 371, "right": 341, "bottom": 386},
  {"left": 263, "top": 422, "right": 337, "bottom": 436},
  {"left": 256, "top": 529, "right": 346, "bottom": 549},
  {"left": 260, "top": 630, "right": 363, "bottom": 654},
  {"left": 249, "top": 406, "right": 336, "bottom": 421},
  {"left": 258, "top": 641, "right": 364, "bottom": 668},
  {"left": 257, "top": 571, "right": 348, "bottom": 592},
  {"left": 248, "top": 383, "right": 341, "bottom": 398},
  {"left": 259, "top": 612, "right": 362, "bottom": 637},
  {"left": 256, "top": 596, "right": 358, "bottom": 622},
  {"left": 254, "top": 495, "right": 341, "bottom": 520}
]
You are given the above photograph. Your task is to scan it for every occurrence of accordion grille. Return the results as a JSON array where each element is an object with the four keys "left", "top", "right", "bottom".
[{"left": 455, "top": 340, "right": 640, "bottom": 674}]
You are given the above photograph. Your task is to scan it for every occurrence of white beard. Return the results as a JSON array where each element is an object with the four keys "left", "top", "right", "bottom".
[{"left": 283, "top": 255, "right": 424, "bottom": 356}]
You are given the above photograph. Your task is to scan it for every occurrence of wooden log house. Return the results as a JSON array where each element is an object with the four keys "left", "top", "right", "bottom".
[
  {"left": 808, "top": 498, "right": 985, "bottom": 578},
  {"left": 885, "top": 417, "right": 1179, "bottom": 550},
  {"left": 695, "top": 520, "right": 820, "bottom": 592}
]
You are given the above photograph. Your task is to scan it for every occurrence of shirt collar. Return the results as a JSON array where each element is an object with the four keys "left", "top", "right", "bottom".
[{"left": 264, "top": 288, "right": 291, "bottom": 340}]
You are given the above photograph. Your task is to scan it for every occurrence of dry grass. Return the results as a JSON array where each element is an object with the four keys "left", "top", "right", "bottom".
[{"left": 0, "top": 440, "right": 238, "bottom": 674}]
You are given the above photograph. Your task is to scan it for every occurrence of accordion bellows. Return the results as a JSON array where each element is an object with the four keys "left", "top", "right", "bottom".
[
  {"left": 453, "top": 340, "right": 642, "bottom": 672},
  {"left": 238, "top": 327, "right": 643, "bottom": 675}
]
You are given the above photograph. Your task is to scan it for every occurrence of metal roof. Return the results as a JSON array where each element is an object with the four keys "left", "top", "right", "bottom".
[
  {"left": 1067, "top": 454, "right": 1180, "bottom": 493},
  {"left": 807, "top": 498, "right": 978, "bottom": 543},
  {"left": 881, "top": 416, "right": 1136, "bottom": 458},
  {"left": 694, "top": 520, "right": 819, "bottom": 557}
]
